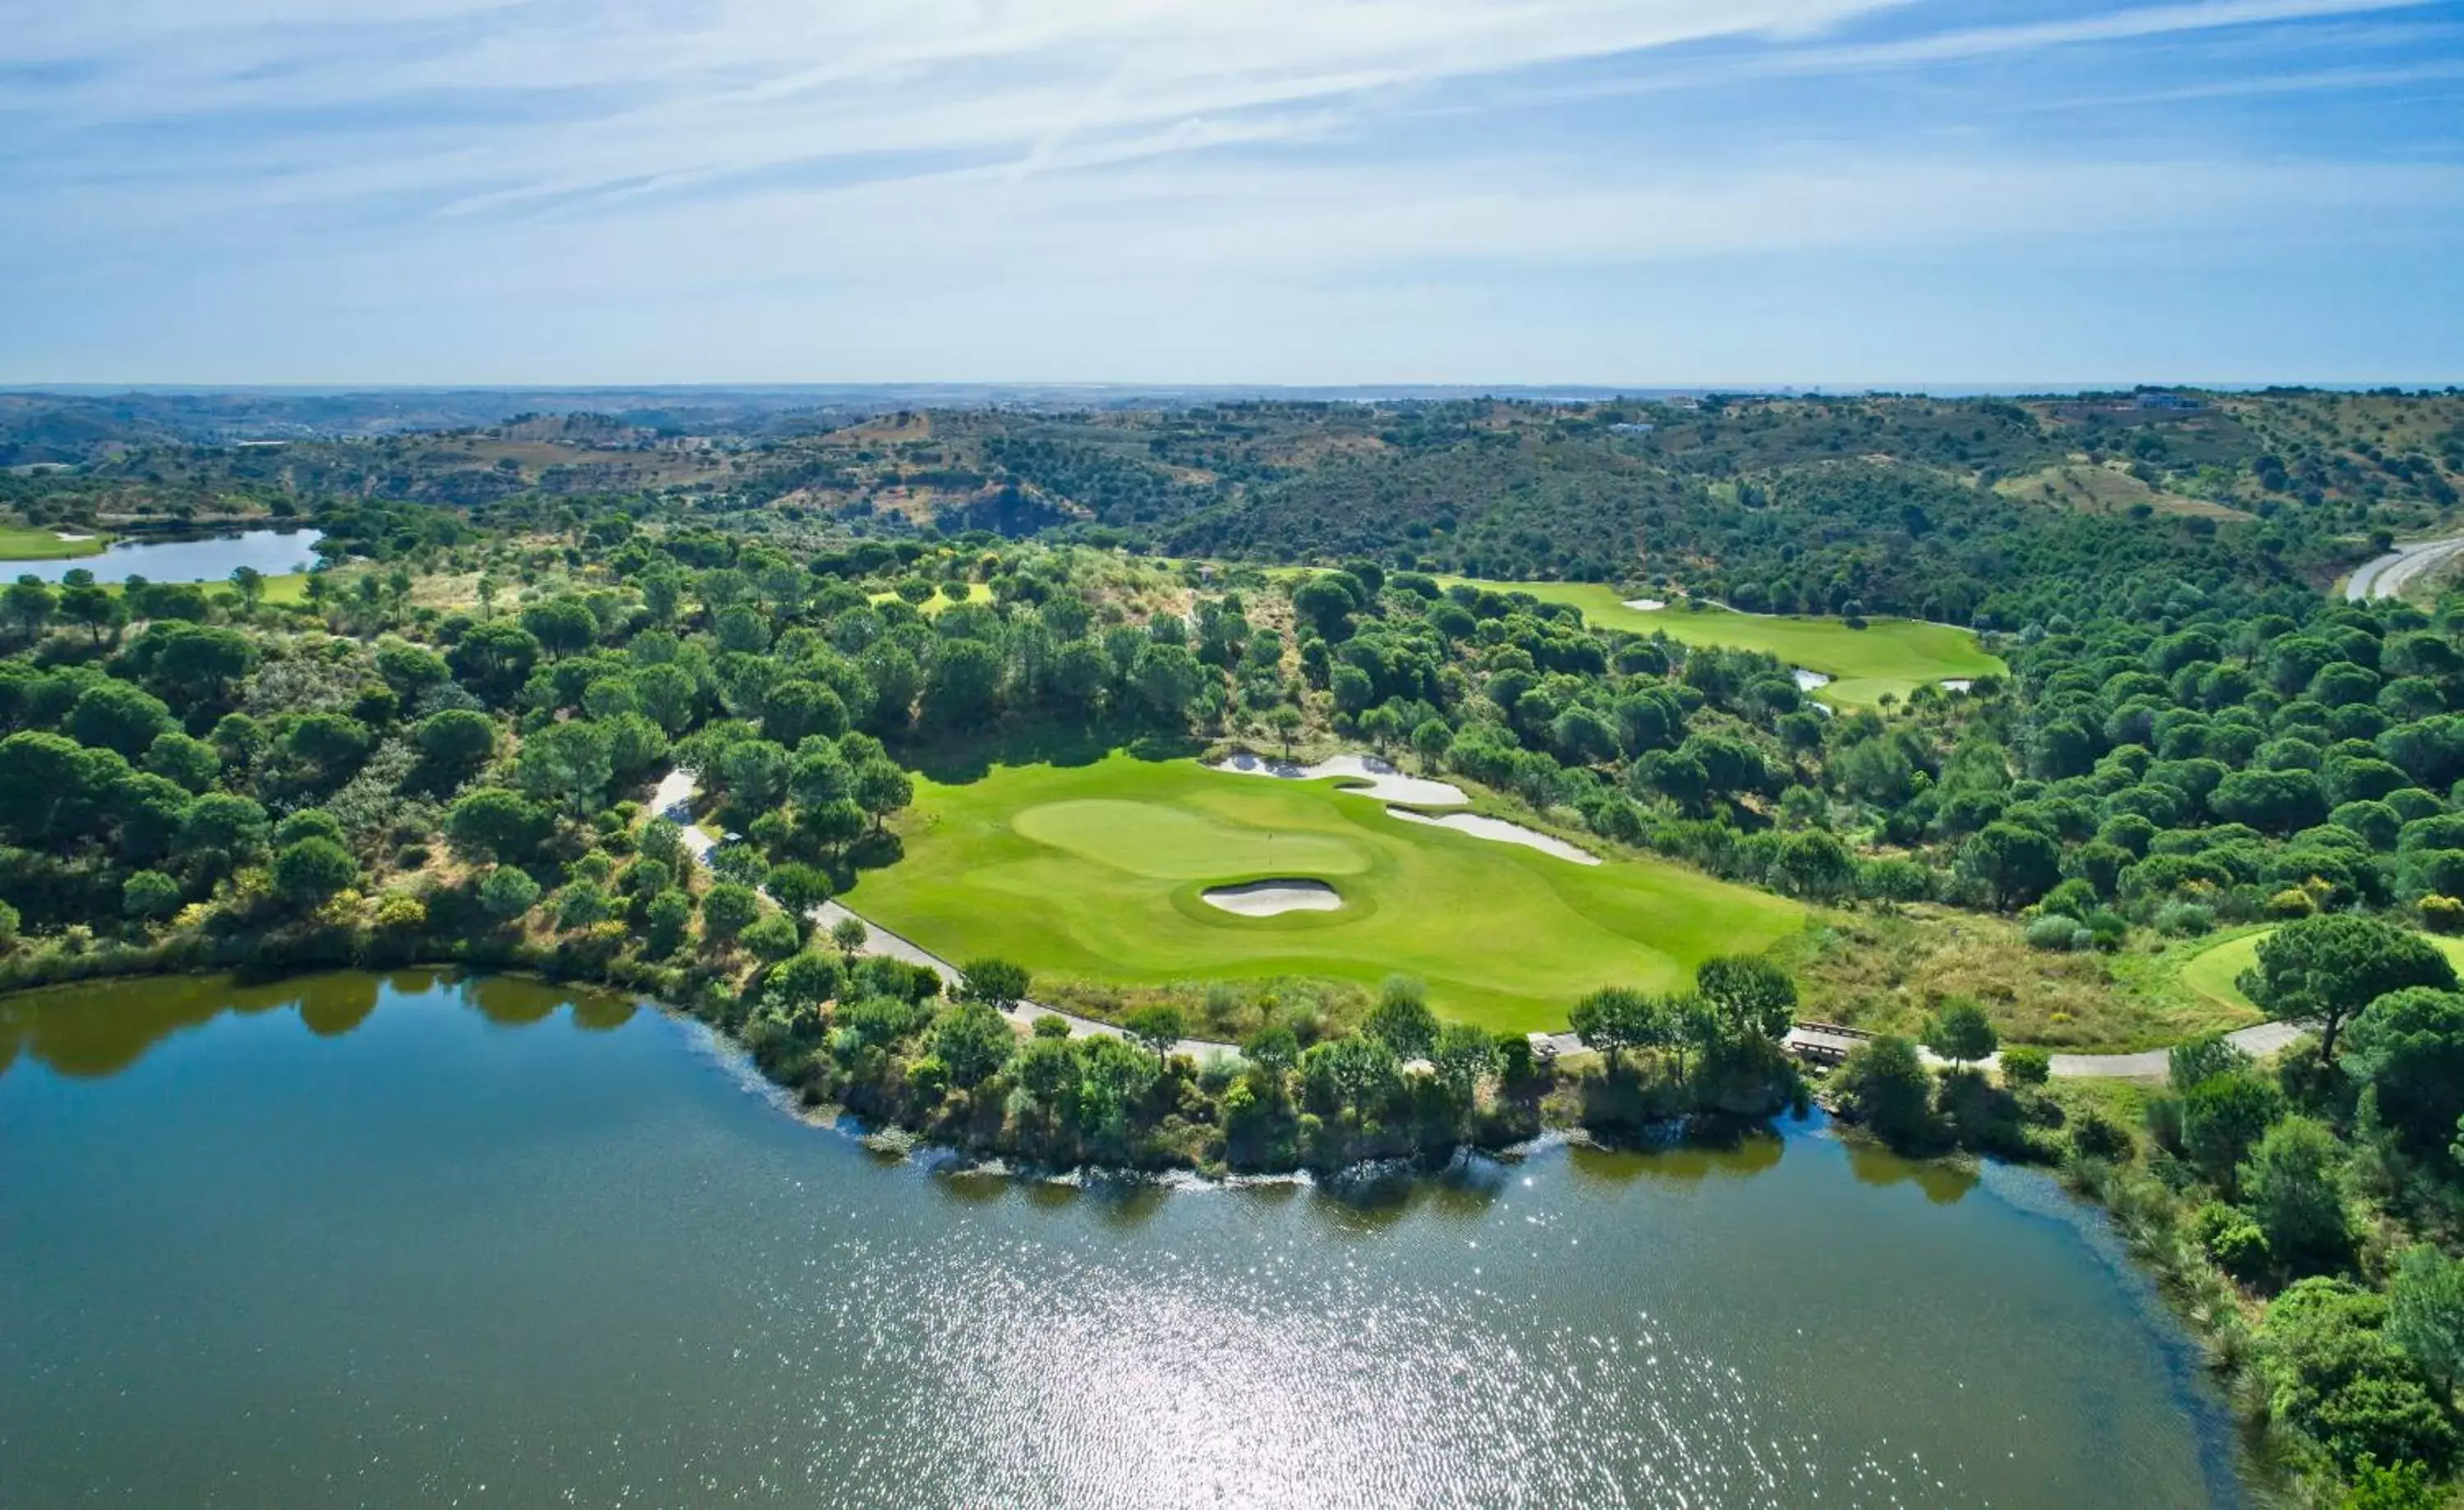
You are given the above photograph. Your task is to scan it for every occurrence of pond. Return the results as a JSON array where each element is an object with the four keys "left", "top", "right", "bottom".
[
  {"left": 5, "top": 527, "right": 323, "bottom": 583},
  {"left": 0, "top": 973, "right": 2250, "bottom": 1508}
]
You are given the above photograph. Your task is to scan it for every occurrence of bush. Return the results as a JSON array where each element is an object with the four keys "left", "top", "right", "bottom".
[
  {"left": 1833, "top": 1035, "right": 1938, "bottom": 1149},
  {"left": 2420, "top": 895, "right": 2464, "bottom": 934},
  {"left": 478, "top": 865, "right": 542, "bottom": 922},
  {"left": 741, "top": 912, "right": 802, "bottom": 963},
  {"left": 121, "top": 869, "right": 182, "bottom": 921},
  {"left": 2154, "top": 901, "right": 2217, "bottom": 937},
  {"left": 2264, "top": 886, "right": 2319, "bottom": 919},
  {"left": 1999, "top": 1045, "right": 2051, "bottom": 1087},
  {"left": 2025, "top": 913, "right": 2084, "bottom": 951},
  {"left": 2191, "top": 1201, "right": 2271, "bottom": 1280},
  {"left": 2071, "top": 1111, "right": 2134, "bottom": 1162}
]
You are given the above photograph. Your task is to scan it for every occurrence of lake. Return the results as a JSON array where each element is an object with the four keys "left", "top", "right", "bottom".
[
  {"left": 6, "top": 527, "right": 323, "bottom": 583},
  {"left": 0, "top": 973, "right": 2249, "bottom": 1508}
]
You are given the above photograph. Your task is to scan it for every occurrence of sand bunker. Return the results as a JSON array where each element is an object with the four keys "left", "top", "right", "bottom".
[
  {"left": 1202, "top": 879, "right": 1345, "bottom": 916},
  {"left": 1210, "top": 751, "right": 1467, "bottom": 807},
  {"left": 1791, "top": 668, "right": 1832, "bottom": 693},
  {"left": 1389, "top": 810, "right": 1601, "bottom": 865},
  {"left": 1622, "top": 597, "right": 1667, "bottom": 611},
  {"left": 1941, "top": 679, "right": 1974, "bottom": 693}
]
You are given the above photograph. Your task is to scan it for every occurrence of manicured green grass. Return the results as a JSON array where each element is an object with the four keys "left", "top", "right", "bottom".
[
  {"left": 1439, "top": 578, "right": 2006, "bottom": 707},
  {"left": 842, "top": 753, "right": 1805, "bottom": 1034},
  {"left": 0, "top": 527, "right": 107, "bottom": 561},
  {"left": 2176, "top": 926, "right": 2464, "bottom": 1012},
  {"left": 868, "top": 582, "right": 992, "bottom": 615}
]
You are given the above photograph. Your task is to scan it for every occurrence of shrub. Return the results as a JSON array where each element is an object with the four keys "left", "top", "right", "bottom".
[
  {"left": 742, "top": 912, "right": 802, "bottom": 963},
  {"left": 372, "top": 893, "right": 428, "bottom": 932},
  {"left": 2264, "top": 886, "right": 2319, "bottom": 919},
  {"left": 2154, "top": 900, "right": 2217, "bottom": 937},
  {"left": 2191, "top": 1201, "right": 2272, "bottom": 1280},
  {"left": 477, "top": 865, "right": 542, "bottom": 922},
  {"left": 121, "top": 869, "right": 182, "bottom": 921},
  {"left": 2000, "top": 1045, "right": 2051, "bottom": 1087},
  {"left": 2025, "top": 913, "right": 2084, "bottom": 951},
  {"left": 2071, "top": 1112, "right": 2133, "bottom": 1161},
  {"left": 1833, "top": 1035, "right": 1937, "bottom": 1149},
  {"left": 2420, "top": 895, "right": 2464, "bottom": 934}
]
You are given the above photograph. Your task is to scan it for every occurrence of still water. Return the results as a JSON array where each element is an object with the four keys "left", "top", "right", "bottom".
[
  {"left": 7, "top": 527, "right": 323, "bottom": 583},
  {"left": 0, "top": 974, "right": 2246, "bottom": 1508}
]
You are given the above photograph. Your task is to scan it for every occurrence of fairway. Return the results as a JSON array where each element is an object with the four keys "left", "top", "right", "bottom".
[
  {"left": 2180, "top": 927, "right": 2464, "bottom": 1012},
  {"left": 0, "top": 527, "right": 107, "bottom": 562},
  {"left": 1441, "top": 578, "right": 2004, "bottom": 706},
  {"left": 841, "top": 753, "right": 1804, "bottom": 1034}
]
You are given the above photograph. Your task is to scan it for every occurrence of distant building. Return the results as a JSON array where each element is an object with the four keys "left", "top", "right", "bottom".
[
  {"left": 1608, "top": 421, "right": 1656, "bottom": 435},
  {"left": 2135, "top": 393, "right": 2203, "bottom": 412}
]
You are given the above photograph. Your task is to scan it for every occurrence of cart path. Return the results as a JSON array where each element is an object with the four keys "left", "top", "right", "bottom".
[{"left": 2346, "top": 533, "right": 2464, "bottom": 601}]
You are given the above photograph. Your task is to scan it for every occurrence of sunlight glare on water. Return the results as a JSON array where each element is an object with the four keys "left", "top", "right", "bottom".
[{"left": 0, "top": 973, "right": 2244, "bottom": 1508}]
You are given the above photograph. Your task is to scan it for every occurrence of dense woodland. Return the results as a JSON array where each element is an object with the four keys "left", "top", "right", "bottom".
[{"left": 9, "top": 385, "right": 2464, "bottom": 1503}]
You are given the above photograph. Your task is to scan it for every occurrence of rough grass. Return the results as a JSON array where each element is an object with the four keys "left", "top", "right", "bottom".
[
  {"left": 842, "top": 751, "right": 1804, "bottom": 1034},
  {"left": 0, "top": 526, "right": 108, "bottom": 561},
  {"left": 1790, "top": 909, "right": 2260, "bottom": 1051},
  {"left": 1993, "top": 463, "right": 2251, "bottom": 520},
  {"left": 1437, "top": 578, "right": 2005, "bottom": 707}
]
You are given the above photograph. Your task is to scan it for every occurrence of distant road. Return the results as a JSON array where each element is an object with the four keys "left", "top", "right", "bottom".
[{"left": 2345, "top": 535, "right": 2464, "bottom": 601}]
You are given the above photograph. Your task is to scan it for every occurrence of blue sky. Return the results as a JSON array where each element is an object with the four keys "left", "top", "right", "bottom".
[{"left": 2, "top": 0, "right": 2459, "bottom": 386}]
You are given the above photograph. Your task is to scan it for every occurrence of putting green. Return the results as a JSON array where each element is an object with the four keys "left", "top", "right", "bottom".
[
  {"left": 2179, "top": 928, "right": 2464, "bottom": 1012},
  {"left": 0, "top": 527, "right": 107, "bottom": 562},
  {"left": 843, "top": 753, "right": 1804, "bottom": 1034},
  {"left": 1439, "top": 579, "right": 2004, "bottom": 707}
]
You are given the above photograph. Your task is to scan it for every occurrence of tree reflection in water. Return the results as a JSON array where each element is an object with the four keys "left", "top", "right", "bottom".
[{"left": 0, "top": 970, "right": 637, "bottom": 1082}]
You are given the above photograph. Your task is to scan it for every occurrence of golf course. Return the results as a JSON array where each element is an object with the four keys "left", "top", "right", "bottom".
[
  {"left": 2178, "top": 926, "right": 2464, "bottom": 1013},
  {"left": 1441, "top": 579, "right": 2004, "bottom": 707},
  {"left": 838, "top": 752, "right": 1804, "bottom": 1034},
  {"left": 0, "top": 526, "right": 106, "bottom": 561}
]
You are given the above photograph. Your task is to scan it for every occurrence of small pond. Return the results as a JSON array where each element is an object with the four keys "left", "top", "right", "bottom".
[{"left": 6, "top": 527, "right": 324, "bottom": 583}]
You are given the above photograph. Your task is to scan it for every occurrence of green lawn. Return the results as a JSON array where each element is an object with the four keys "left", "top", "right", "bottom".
[
  {"left": 2177, "top": 926, "right": 2464, "bottom": 1012},
  {"left": 0, "top": 527, "right": 107, "bottom": 561},
  {"left": 1439, "top": 579, "right": 2005, "bottom": 707},
  {"left": 841, "top": 753, "right": 1804, "bottom": 1034},
  {"left": 869, "top": 582, "right": 993, "bottom": 615}
]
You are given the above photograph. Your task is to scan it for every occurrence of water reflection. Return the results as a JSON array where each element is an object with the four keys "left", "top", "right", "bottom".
[
  {"left": 297, "top": 975, "right": 380, "bottom": 1038},
  {"left": 0, "top": 970, "right": 637, "bottom": 1080},
  {"left": 0, "top": 972, "right": 2248, "bottom": 1509},
  {"left": 6, "top": 528, "right": 324, "bottom": 585},
  {"left": 1843, "top": 1138, "right": 1982, "bottom": 1204},
  {"left": 1565, "top": 1126, "right": 1786, "bottom": 1189}
]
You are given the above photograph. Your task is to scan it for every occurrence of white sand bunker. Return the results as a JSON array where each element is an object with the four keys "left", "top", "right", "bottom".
[
  {"left": 1210, "top": 751, "right": 1467, "bottom": 807},
  {"left": 1389, "top": 810, "right": 1601, "bottom": 865},
  {"left": 1623, "top": 597, "right": 1666, "bottom": 611},
  {"left": 1202, "top": 879, "right": 1345, "bottom": 916},
  {"left": 1941, "top": 679, "right": 1974, "bottom": 693},
  {"left": 1791, "top": 668, "right": 1832, "bottom": 692}
]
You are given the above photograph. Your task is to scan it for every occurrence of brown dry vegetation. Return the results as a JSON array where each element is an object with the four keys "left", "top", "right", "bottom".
[{"left": 1786, "top": 908, "right": 2259, "bottom": 1052}]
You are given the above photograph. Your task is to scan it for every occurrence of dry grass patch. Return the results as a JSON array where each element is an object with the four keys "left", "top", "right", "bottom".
[{"left": 1789, "top": 909, "right": 2255, "bottom": 1052}]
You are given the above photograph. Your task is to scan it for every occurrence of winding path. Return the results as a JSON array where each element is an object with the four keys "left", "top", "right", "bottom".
[{"left": 2346, "top": 533, "right": 2464, "bottom": 601}]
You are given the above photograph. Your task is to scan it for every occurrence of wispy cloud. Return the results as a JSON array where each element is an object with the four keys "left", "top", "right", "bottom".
[{"left": 1, "top": 1, "right": 2458, "bottom": 383}]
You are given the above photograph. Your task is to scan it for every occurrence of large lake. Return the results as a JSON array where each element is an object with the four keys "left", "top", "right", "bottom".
[
  {"left": 6, "top": 527, "right": 323, "bottom": 583},
  {"left": 0, "top": 973, "right": 2248, "bottom": 1508}
]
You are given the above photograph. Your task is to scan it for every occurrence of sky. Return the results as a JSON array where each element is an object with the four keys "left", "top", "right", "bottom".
[{"left": 2, "top": 0, "right": 2460, "bottom": 388}]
